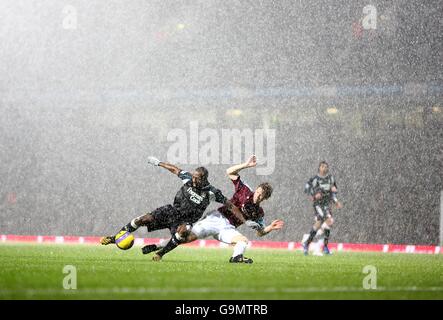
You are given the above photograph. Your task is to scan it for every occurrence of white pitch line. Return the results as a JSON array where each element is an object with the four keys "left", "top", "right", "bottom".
[{"left": 0, "top": 286, "right": 442, "bottom": 296}]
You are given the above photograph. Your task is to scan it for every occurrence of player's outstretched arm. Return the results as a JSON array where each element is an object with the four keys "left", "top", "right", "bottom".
[
  {"left": 226, "top": 154, "right": 257, "bottom": 180},
  {"left": 147, "top": 156, "right": 182, "bottom": 175},
  {"left": 331, "top": 185, "right": 343, "bottom": 209},
  {"left": 257, "top": 219, "right": 284, "bottom": 237},
  {"left": 159, "top": 162, "right": 182, "bottom": 175}
]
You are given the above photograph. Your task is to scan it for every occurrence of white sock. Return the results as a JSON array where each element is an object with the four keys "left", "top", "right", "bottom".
[
  {"left": 130, "top": 218, "right": 140, "bottom": 230},
  {"left": 232, "top": 241, "right": 247, "bottom": 257}
]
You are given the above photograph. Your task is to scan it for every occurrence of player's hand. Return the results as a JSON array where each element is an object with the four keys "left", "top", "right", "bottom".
[
  {"left": 335, "top": 201, "right": 343, "bottom": 209},
  {"left": 147, "top": 156, "right": 161, "bottom": 166},
  {"left": 245, "top": 220, "right": 261, "bottom": 230},
  {"left": 245, "top": 155, "right": 257, "bottom": 168},
  {"left": 269, "top": 219, "right": 284, "bottom": 230}
]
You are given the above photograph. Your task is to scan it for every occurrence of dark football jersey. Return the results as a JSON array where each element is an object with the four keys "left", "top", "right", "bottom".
[
  {"left": 173, "top": 171, "right": 227, "bottom": 224},
  {"left": 304, "top": 174, "right": 338, "bottom": 207},
  {"left": 218, "top": 176, "right": 265, "bottom": 228}
]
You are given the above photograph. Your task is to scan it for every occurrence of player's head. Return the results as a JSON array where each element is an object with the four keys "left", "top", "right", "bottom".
[
  {"left": 192, "top": 167, "right": 209, "bottom": 188},
  {"left": 253, "top": 182, "right": 273, "bottom": 204},
  {"left": 318, "top": 161, "right": 329, "bottom": 176}
]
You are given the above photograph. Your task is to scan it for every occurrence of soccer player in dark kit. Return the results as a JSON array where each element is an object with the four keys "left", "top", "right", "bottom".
[
  {"left": 100, "top": 156, "right": 244, "bottom": 250},
  {"left": 302, "top": 161, "right": 343, "bottom": 255},
  {"left": 142, "top": 155, "right": 284, "bottom": 263}
]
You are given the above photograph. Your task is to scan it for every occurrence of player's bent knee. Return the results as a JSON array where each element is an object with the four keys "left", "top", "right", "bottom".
[
  {"left": 313, "top": 221, "right": 322, "bottom": 229},
  {"left": 186, "top": 232, "right": 198, "bottom": 243},
  {"left": 177, "top": 224, "right": 191, "bottom": 237},
  {"left": 232, "top": 235, "right": 249, "bottom": 244},
  {"left": 177, "top": 224, "right": 187, "bottom": 235}
]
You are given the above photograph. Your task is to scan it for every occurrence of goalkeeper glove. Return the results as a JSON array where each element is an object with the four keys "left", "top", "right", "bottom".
[{"left": 147, "top": 156, "right": 161, "bottom": 166}]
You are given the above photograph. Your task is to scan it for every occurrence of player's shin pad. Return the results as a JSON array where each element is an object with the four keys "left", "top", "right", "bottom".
[{"left": 156, "top": 233, "right": 183, "bottom": 257}]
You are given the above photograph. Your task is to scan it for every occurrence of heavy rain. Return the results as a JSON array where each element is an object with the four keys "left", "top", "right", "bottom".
[{"left": 0, "top": 0, "right": 442, "bottom": 246}]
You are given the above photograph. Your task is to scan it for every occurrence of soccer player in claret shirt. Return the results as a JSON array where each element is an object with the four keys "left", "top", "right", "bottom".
[
  {"left": 143, "top": 155, "right": 284, "bottom": 263},
  {"left": 100, "top": 156, "right": 244, "bottom": 250},
  {"left": 302, "top": 161, "right": 343, "bottom": 255}
]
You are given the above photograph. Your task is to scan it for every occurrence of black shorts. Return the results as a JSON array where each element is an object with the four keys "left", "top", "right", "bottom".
[
  {"left": 313, "top": 205, "right": 332, "bottom": 222},
  {"left": 147, "top": 204, "right": 187, "bottom": 234}
]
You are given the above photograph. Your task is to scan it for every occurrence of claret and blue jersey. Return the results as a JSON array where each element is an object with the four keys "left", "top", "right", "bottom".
[{"left": 218, "top": 176, "right": 265, "bottom": 229}]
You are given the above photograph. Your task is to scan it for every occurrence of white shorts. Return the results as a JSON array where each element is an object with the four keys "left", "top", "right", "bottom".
[{"left": 191, "top": 210, "right": 242, "bottom": 244}]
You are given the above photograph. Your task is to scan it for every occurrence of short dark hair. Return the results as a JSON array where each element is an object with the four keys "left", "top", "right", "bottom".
[
  {"left": 319, "top": 161, "right": 329, "bottom": 169},
  {"left": 258, "top": 182, "right": 273, "bottom": 199},
  {"left": 194, "top": 166, "right": 209, "bottom": 185}
]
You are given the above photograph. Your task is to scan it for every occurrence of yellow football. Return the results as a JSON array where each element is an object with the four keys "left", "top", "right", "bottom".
[{"left": 115, "top": 231, "right": 135, "bottom": 250}]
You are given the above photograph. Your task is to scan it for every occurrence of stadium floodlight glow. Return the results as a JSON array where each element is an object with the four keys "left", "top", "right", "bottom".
[
  {"left": 226, "top": 109, "right": 243, "bottom": 117},
  {"left": 326, "top": 107, "right": 338, "bottom": 115},
  {"left": 432, "top": 106, "right": 441, "bottom": 113},
  {"left": 177, "top": 23, "right": 185, "bottom": 30}
]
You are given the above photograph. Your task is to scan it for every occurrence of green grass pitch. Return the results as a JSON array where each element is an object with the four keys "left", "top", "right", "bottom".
[{"left": 0, "top": 243, "right": 442, "bottom": 300}]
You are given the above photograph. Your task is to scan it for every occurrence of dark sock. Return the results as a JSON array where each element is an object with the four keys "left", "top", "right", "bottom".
[
  {"left": 156, "top": 234, "right": 182, "bottom": 257},
  {"left": 305, "top": 228, "right": 317, "bottom": 245},
  {"left": 324, "top": 229, "right": 330, "bottom": 247}
]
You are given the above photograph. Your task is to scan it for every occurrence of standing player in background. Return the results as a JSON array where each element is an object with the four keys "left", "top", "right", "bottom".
[
  {"left": 142, "top": 155, "right": 284, "bottom": 263},
  {"left": 100, "top": 156, "right": 244, "bottom": 250},
  {"left": 302, "top": 161, "right": 342, "bottom": 255}
]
